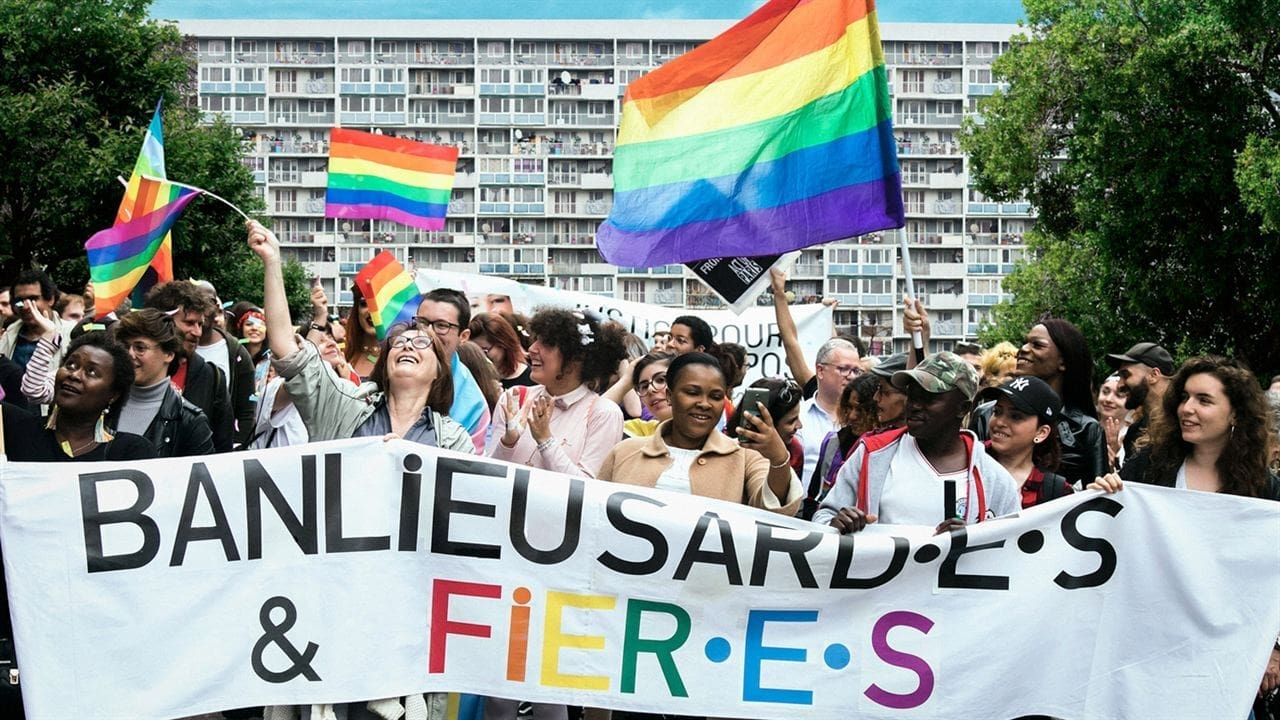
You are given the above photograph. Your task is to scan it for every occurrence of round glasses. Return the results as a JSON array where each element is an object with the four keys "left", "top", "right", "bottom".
[
  {"left": 637, "top": 374, "right": 668, "bottom": 396},
  {"left": 389, "top": 334, "right": 433, "bottom": 350}
]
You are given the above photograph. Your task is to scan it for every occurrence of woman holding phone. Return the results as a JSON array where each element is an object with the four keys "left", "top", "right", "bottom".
[{"left": 597, "top": 352, "right": 802, "bottom": 513}]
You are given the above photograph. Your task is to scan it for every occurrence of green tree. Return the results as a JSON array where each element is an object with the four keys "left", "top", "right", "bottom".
[
  {"left": 964, "top": 0, "right": 1280, "bottom": 374},
  {"left": 0, "top": 0, "right": 306, "bottom": 315}
]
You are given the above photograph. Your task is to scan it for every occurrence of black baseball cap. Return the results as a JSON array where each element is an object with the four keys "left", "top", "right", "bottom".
[
  {"left": 1106, "top": 342, "right": 1175, "bottom": 376},
  {"left": 977, "top": 376, "right": 1062, "bottom": 424}
]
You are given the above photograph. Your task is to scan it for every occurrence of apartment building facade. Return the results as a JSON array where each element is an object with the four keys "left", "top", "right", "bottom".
[{"left": 177, "top": 18, "right": 1029, "bottom": 354}]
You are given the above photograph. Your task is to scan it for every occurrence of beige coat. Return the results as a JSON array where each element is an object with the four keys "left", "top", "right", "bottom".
[{"left": 597, "top": 420, "right": 802, "bottom": 516}]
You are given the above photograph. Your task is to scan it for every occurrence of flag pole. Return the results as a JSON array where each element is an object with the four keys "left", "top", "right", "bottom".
[
  {"left": 898, "top": 231, "right": 925, "bottom": 362},
  {"left": 139, "top": 175, "right": 253, "bottom": 221}
]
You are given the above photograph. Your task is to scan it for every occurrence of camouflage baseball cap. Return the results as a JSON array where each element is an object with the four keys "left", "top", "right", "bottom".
[{"left": 890, "top": 351, "right": 980, "bottom": 400}]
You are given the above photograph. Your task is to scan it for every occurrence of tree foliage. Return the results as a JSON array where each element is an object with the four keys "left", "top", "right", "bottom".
[
  {"left": 964, "top": 0, "right": 1280, "bottom": 375},
  {"left": 0, "top": 0, "right": 307, "bottom": 315}
]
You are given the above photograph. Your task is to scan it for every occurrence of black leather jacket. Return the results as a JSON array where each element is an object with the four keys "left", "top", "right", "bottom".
[
  {"left": 972, "top": 400, "right": 1107, "bottom": 488},
  {"left": 139, "top": 385, "right": 215, "bottom": 458}
]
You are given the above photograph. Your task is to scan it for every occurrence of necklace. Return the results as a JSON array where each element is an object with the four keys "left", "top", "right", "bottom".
[{"left": 56, "top": 432, "right": 100, "bottom": 457}]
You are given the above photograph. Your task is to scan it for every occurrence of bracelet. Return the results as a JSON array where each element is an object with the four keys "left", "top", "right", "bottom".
[
  {"left": 536, "top": 437, "right": 557, "bottom": 453},
  {"left": 769, "top": 457, "right": 791, "bottom": 469},
  {"left": 309, "top": 322, "right": 329, "bottom": 333}
]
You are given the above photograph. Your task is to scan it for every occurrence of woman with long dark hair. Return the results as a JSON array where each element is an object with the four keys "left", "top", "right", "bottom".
[
  {"left": 1090, "top": 356, "right": 1279, "bottom": 708},
  {"left": 973, "top": 317, "right": 1106, "bottom": 488},
  {"left": 342, "top": 284, "right": 381, "bottom": 381}
]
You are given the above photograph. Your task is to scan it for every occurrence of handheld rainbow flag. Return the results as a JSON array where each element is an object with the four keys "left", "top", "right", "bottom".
[
  {"left": 597, "top": 0, "right": 904, "bottom": 267},
  {"left": 325, "top": 128, "right": 459, "bottom": 231},
  {"left": 103, "top": 100, "right": 173, "bottom": 317},
  {"left": 354, "top": 250, "right": 423, "bottom": 339},
  {"left": 87, "top": 178, "right": 203, "bottom": 313}
]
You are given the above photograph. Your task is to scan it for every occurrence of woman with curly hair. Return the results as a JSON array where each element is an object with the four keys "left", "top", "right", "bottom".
[
  {"left": 483, "top": 308, "right": 627, "bottom": 720},
  {"left": 468, "top": 311, "right": 532, "bottom": 388},
  {"left": 485, "top": 307, "right": 627, "bottom": 478},
  {"left": 1094, "top": 356, "right": 1279, "bottom": 498},
  {"left": 1090, "top": 356, "right": 1280, "bottom": 707}
]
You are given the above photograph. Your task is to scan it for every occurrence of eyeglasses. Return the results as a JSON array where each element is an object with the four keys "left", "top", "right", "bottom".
[
  {"left": 819, "top": 363, "right": 862, "bottom": 378},
  {"left": 637, "top": 373, "right": 668, "bottom": 396},
  {"left": 414, "top": 316, "right": 462, "bottom": 335},
  {"left": 127, "top": 341, "right": 159, "bottom": 355},
  {"left": 389, "top": 334, "right": 433, "bottom": 350}
]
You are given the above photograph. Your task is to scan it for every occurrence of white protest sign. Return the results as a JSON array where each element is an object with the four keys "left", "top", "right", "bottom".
[
  {"left": 415, "top": 267, "right": 833, "bottom": 387},
  {"left": 1, "top": 441, "right": 1278, "bottom": 719}
]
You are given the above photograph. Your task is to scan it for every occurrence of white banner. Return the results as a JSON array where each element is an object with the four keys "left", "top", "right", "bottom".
[
  {"left": 1, "top": 441, "right": 1278, "bottom": 719},
  {"left": 415, "top": 268, "right": 834, "bottom": 386}
]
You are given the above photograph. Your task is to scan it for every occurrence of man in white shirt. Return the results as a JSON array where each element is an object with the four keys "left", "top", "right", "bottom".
[{"left": 796, "top": 338, "right": 862, "bottom": 484}]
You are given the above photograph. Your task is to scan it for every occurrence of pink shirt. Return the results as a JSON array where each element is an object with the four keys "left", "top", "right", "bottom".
[{"left": 485, "top": 383, "right": 622, "bottom": 478}]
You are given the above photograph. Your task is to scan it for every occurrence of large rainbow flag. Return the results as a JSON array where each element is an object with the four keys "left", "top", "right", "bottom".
[
  {"left": 597, "top": 0, "right": 904, "bottom": 267},
  {"left": 325, "top": 128, "right": 459, "bottom": 231},
  {"left": 87, "top": 179, "right": 203, "bottom": 309},
  {"left": 354, "top": 250, "right": 422, "bottom": 339},
  {"left": 102, "top": 101, "right": 173, "bottom": 317}
]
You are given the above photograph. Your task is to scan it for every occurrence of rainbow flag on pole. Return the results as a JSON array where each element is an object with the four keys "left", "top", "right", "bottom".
[
  {"left": 597, "top": 0, "right": 904, "bottom": 267},
  {"left": 354, "top": 250, "right": 422, "bottom": 339},
  {"left": 325, "top": 128, "right": 459, "bottom": 231},
  {"left": 102, "top": 100, "right": 173, "bottom": 317},
  {"left": 88, "top": 179, "right": 203, "bottom": 310}
]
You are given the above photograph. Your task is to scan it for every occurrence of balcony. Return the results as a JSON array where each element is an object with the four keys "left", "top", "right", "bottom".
[
  {"left": 932, "top": 80, "right": 962, "bottom": 95},
  {"left": 547, "top": 141, "right": 612, "bottom": 157},
  {"left": 409, "top": 83, "right": 475, "bottom": 97},
  {"left": 898, "top": 142, "right": 961, "bottom": 156},
  {"left": 232, "top": 111, "right": 267, "bottom": 124},
  {"left": 911, "top": 233, "right": 964, "bottom": 246},
  {"left": 966, "top": 53, "right": 999, "bottom": 65},
  {"left": 550, "top": 114, "right": 616, "bottom": 127},
  {"left": 549, "top": 234, "right": 595, "bottom": 246},
  {"left": 928, "top": 172, "right": 967, "bottom": 189},
  {"left": 792, "top": 262, "right": 824, "bottom": 278},
  {"left": 235, "top": 51, "right": 270, "bottom": 64},
  {"left": 548, "top": 54, "right": 614, "bottom": 67},
  {"left": 884, "top": 52, "right": 962, "bottom": 66},
  {"left": 547, "top": 173, "right": 581, "bottom": 187},
  {"left": 199, "top": 50, "right": 232, "bottom": 63},
  {"left": 271, "top": 52, "right": 335, "bottom": 65},
  {"left": 1001, "top": 202, "right": 1032, "bottom": 215},
  {"left": 412, "top": 53, "right": 475, "bottom": 66},
  {"left": 967, "top": 202, "right": 999, "bottom": 214},
  {"left": 898, "top": 113, "right": 962, "bottom": 127},
  {"left": 968, "top": 82, "right": 1010, "bottom": 96},
  {"left": 372, "top": 83, "right": 407, "bottom": 95},
  {"left": 413, "top": 113, "right": 475, "bottom": 126},
  {"left": 199, "top": 81, "right": 232, "bottom": 94},
  {"left": 447, "top": 201, "right": 475, "bottom": 214},
  {"left": 581, "top": 172, "right": 612, "bottom": 189},
  {"left": 512, "top": 202, "right": 546, "bottom": 214},
  {"left": 511, "top": 172, "right": 546, "bottom": 185},
  {"left": 479, "top": 112, "right": 513, "bottom": 125},
  {"left": 270, "top": 111, "right": 335, "bottom": 125},
  {"left": 235, "top": 82, "right": 267, "bottom": 94},
  {"left": 374, "top": 52, "right": 411, "bottom": 64},
  {"left": 453, "top": 173, "right": 476, "bottom": 189},
  {"left": 263, "top": 140, "right": 329, "bottom": 155},
  {"left": 617, "top": 53, "right": 650, "bottom": 67}
]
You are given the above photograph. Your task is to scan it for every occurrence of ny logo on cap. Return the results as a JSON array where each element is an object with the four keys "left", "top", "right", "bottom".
[{"left": 1010, "top": 377, "right": 1030, "bottom": 391}]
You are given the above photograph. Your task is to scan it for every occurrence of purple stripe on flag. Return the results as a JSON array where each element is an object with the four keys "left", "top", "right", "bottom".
[
  {"left": 597, "top": 176, "right": 905, "bottom": 267},
  {"left": 325, "top": 203, "right": 446, "bottom": 231}
]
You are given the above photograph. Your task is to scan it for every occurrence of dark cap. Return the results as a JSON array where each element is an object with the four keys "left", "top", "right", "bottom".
[
  {"left": 977, "top": 375, "right": 1062, "bottom": 424},
  {"left": 1106, "top": 342, "right": 1174, "bottom": 376},
  {"left": 870, "top": 353, "right": 908, "bottom": 379},
  {"left": 890, "top": 351, "right": 980, "bottom": 401}
]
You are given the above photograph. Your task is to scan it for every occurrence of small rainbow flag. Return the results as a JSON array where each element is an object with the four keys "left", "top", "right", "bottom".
[
  {"left": 104, "top": 100, "right": 173, "bottom": 317},
  {"left": 325, "top": 128, "right": 459, "bottom": 231},
  {"left": 87, "top": 179, "right": 203, "bottom": 309},
  {"left": 597, "top": 0, "right": 904, "bottom": 267},
  {"left": 354, "top": 250, "right": 422, "bottom": 339}
]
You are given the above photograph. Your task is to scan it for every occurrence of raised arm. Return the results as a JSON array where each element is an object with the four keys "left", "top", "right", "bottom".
[
  {"left": 770, "top": 268, "right": 814, "bottom": 387},
  {"left": 246, "top": 220, "right": 300, "bottom": 359}
]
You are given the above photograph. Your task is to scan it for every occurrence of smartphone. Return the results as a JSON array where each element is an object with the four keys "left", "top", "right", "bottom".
[
  {"left": 310, "top": 275, "right": 322, "bottom": 289},
  {"left": 730, "top": 387, "right": 772, "bottom": 437}
]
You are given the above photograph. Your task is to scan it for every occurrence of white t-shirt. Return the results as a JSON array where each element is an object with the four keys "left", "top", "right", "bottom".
[
  {"left": 196, "top": 335, "right": 231, "bottom": 379},
  {"left": 655, "top": 446, "right": 701, "bottom": 495},
  {"left": 878, "top": 434, "right": 971, "bottom": 525}
]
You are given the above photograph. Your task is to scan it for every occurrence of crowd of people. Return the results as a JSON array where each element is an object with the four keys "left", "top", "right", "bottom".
[{"left": 0, "top": 222, "right": 1277, "bottom": 718}]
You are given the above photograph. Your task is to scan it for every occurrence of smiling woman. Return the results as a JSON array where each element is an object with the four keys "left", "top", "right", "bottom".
[
  {"left": 246, "top": 220, "right": 473, "bottom": 451},
  {"left": 597, "top": 352, "right": 802, "bottom": 514}
]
